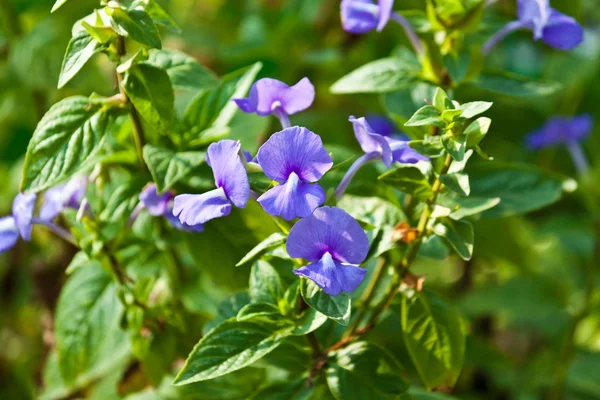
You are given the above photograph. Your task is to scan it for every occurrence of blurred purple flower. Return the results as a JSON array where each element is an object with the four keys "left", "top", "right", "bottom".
[
  {"left": 336, "top": 116, "right": 428, "bottom": 199},
  {"left": 288, "top": 206, "right": 369, "bottom": 296},
  {"left": 256, "top": 127, "right": 333, "bottom": 220},
  {"left": 174, "top": 140, "right": 249, "bottom": 226},
  {"left": 526, "top": 114, "right": 593, "bottom": 174},
  {"left": 341, "top": 0, "right": 394, "bottom": 34},
  {"left": 40, "top": 176, "right": 87, "bottom": 221},
  {"left": 139, "top": 184, "right": 174, "bottom": 217},
  {"left": 365, "top": 114, "right": 398, "bottom": 137},
  {"left": 483, "top": 0, "right": 583, "bottom": 54},
  {"left": 0, "top": 193, "right": 37, "bottom": 254},
  {"left": 233, "top": 78, "right": 315, "bottom": 128}
]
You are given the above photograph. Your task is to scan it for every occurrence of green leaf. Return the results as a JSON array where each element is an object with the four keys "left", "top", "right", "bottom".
[
  {"left": 326, "top": 342, "right": 409, "bottom": 400},
  {"left": 439, "top": 195, "right": 501, "bottom": 220},
  {"left": 123, "top": 63, "right": 174, "bottom": 131},
  {"left": 99, "top": 178, "right": 146, "bottom": 223},
  {"left": 330, "top": 57, "right": 421, "bottom": 94},
  {"left": 440, "top": 172, "right": 470, "bottom": 196},
  {"left": 236, "top": 303, "right": 285, "bottom": 324},
  {"left": 109, "top": 7, "right": 162, "bottom": 49},
  {"left": 472, "top": 71, "right": 562, "bottom": 97},
  {"left": 147, "top": 49, "right": 220, "bottom": 92},
  {"left": 236, "top": 232, "right": 287, "bottom": 267},
  {"left": 467, "top": 162, "right": 572, "bottom": 217},
  {"left": 21, "top": 96, "right": 112, "bottom": 193},
  {"left": 51, "top": 0, "right": 69, "bottom": 13},
  {"left": 433, "top": 218, "right": 474, "bottom": 260},
  {"left": 459, "top": 101, "right": 493, "bottom": 119},
  {"left": 405, "top": 105, "right": 445, "bottom": 127},
  {"left": 433, "top": 87, "right": 451, "bottom": 111},
  {"left": 401, "top": 290, "right": 466, "bottom": 390},
  {"left": 132, "top": 0, "right": 181, "bottom": 33},
  {"left": 249, "top": 377, "right": 317, "bottom": 400},
  {"left": 58, "top": 30, "right": 104, "bottom": 88},
  {"left": 441, "top": 133, "right": 467, "bottom": 161},
  {"left": 378, "top": 165, "right": 433, "bottom": 201},
  {"left": 55, "top": 263, "right": 130, "bottom": 384},
  {"left": 172, "top": 318, "right": 288, "bottom": 385},
  {"left": 143, "top": 144, "right": 206, "bottom": 193},
  {"left": 300, "top": 279, "right": 351, "bottom": 326},
  {"left": 249, "top": 260, "right": 285, "bottom": 305},
  {"left": 465, "top": 117, "right": 491, "bottom": 147},
  {"left": 407, "top": 388, "right": 460, "bottom": 399},
  {"left": 409, "top": 137, "right": 446, "bottom": 158}
]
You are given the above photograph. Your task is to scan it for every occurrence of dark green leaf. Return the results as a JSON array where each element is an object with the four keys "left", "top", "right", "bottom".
[
  {"left": 472, "top": 72, "right": 561, "bottom": 97},
  {"left": 172, "top": 318, "right": 288, "bottom": 385},
  {"left": 99, "top": 178, "right": 146, "bottom": 223},
  {"left": 433, "top": 218, "right": 474, "bottom": 260},
  {"left": 326, "top": 342, "right": 408, "bottom": 400},
  {"left": 58, "top": 30, "right": 104, "bottom": 88},
  {"left": 236, "top": 232, "right": 287, "bottom": 267},
  {"left": 21, "top": 96, "right": 112, "bottom": 193},
  {"left": 249, "top": 260, "right": 285, "bottom": 305},
  {"left": 249, "top": 377, "right": 316, "bottom": 400},
  {"left": 55, "top": 263, "right": 130, "bottom": 384},
  {"left": 330, "top": 57, "right": 421, "bottom": 94},
  {"left": 378, "top": 165, "right": 433, "bottom": 201},
  {"left": 401, "top": 291, "right": 466, "bottom": 389},
  {"left": 143, "top": 144, "right": 206, "bottom": 193},
  {"left": 109, "top": 7, "right": 162, "bottom": 49},
  {"left": 147, "top": 49, "right": 220, "bottom": 92},
  {"left": 123, "top": 63, "right": 174, "bottom": 131},
  {"left": 440, "top": 172, "right": 470, "bottom": 196},
  {"left": 405, "top": 105, "right": 445, "bottom": 127},
  {"left": 467, "top": 162, "right": 572, "bottom": 217},
  {"left": 300, "top": 279, "right": 351, "bottom": 326}
]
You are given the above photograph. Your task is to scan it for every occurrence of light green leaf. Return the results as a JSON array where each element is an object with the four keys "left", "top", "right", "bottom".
[
  {"left": 58, "top": 30, "right": 104, "bottom": 88},
  {"left": 433, "top": 218, "right": 474, "bottom": 260},
  {"left": 172, "top": 318, "right": 288, "bottom": 385},
  {"left": 433, "top": 87, "right": 451, "bottom": 111},
  {"left": 55, "top": 264, "right": 130, "bottom": 384},
  {"left": 143, "top": 144, "right": 206, "bottom": 193},
  {"left": 401, "top": 291, "right": 466, "bottom": 390},
  {"left": 99, "top": 178, "right": 146, "bottom": 223},
  {"left": 326, "top": 342, "right": 409, "bottom": 400},
  {"left": 236, "top": 303, "right": 285, "bottom": 324},
  {"left": 331, "top": 57, "right": 421, "bottom": 94},
  {"left": 236, "top": 232, "right": 287, "bottom": 267},
  {"left": 51, "top": 0, "right": 69, "bottom": 13},
  {"left": 300, "top": 279, "right": 351, "bottom": 326},
  {"left": 459, "top": 101, "right": 493, "bottom": 119},
  {"left": 467, "top": 162, "right": 571, "bottom": 217},
  {"left": 378, "top": 165, "right": 433, "bottom": 201},
  {"left": 440, "top": 172, "right": 470, "bottom": 196},
  {"left": 441, "top": 133, "right": 467, "bottom": 161},
  {"left": 132, "top": 0, "right": 181, "bottom": 33},
  {"left": 109, "top": 7, "right": 162, "bottom": 49},
  {"left": 465, "top": 117, "right": 491, "bottom": 147},
  {"left": 123, "top": 63, "right": 174, "bottom": 131},
  {"left": 409, "top": 137, "right": 446, "bottom": 158},
  {"left": 21, "top": 96, "right": 112, "bottom": 193},
  {"left": 249, "top": 260, "right": 285, "bottom": 305},
  {"left": 405, "top": 105, "right": 445, "bottom": 127},
  {"left": 147, "top": 49, "right": 220, "bottom": 92}
]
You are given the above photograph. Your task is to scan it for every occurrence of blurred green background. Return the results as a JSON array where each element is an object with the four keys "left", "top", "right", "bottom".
[{"left": 1, "top": 0, "right": 600, "bottom": 399}]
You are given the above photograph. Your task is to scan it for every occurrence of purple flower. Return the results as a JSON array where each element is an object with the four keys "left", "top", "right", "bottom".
[
  {"left": 40, "top": 176, "right": 87, "bottom": 221},
  {"left": 256, "top": 127, "right": 333, "bottom": 220},
  {"left": 288, "top": 206, "right": 369, "bottom": 296},
  {"left": 336, "top": 116, "right": 428, "bottom": 199},
  {"left": 365, "top": 114, "right": 398, "bottom": 137},
  {"left": 0, "top": 193, "right": 37, "bottom": 254},
  {"left": 137, "top": 184, "right": 204, "bottom": 232},
  {"left": 526, "top": 114, "right": 593, "bottom": 174},
  {"left": 233, "top": 78, "right": 315, "bottom": 129},
  {"left": 341, "top": 0, "right": 394, "bottom": 34},
  {"left": 174, "top": 140, "right": 250, "bottom": 226},
  {"left": 483, "top": 0, "right": 583, "bottom": 54}
]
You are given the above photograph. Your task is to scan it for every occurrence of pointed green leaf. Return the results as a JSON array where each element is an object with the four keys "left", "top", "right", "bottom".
[
  {"left": 237, "top": 233, "right": 287, "bottom": 267},
  {"left": 51, "top": 0, "right": 69, "bottom": 13},
  {"left": 132, "top": 0, "right": 181, "bottom": 33},
  {"left": 465, "top": 117, "right": 491, "bottom": 147},
  {"left": 123, "top": 63, "right": 174, "bottom": 131},
  {"left": 147, "top": 49, "right": 220, "bottom": 92},
  {"left": 433, "top": 218, "right": 474, "bottom": 260},
  {"left": 441, "top": 133, "right": 467, "bottom": 161},
  {"left": 459, "top": 101, "right": 493, "bottom": 119},
  {"left": 109, "top": 7, "right": 162, "bottom": 49},
  {"left": 236, "top": 303, "right": 286, "bottom": 324},
  {"left": 440, "top": 172, "right": 470, "bottom": 196},
  {"left": 249, "top": 260, "right": 285, "bottom": 305},
  {"left": 21, "top": 96, "right": 113, "bottom": 193},
  {"left": 378, "top": 165, "right": 433, "bottom": 201},
  {"left": 58, "top": 30, "right": 104, "bottom": 88},
  {"left": 172, "top": 318, "right": 288, "bottom": 385},
  {"left": 433, "top": 87, "right": 451, "bottom": 111},
  {"left": 300, "top": 279, "right": 351, "bottom": 326},
  {"left": 408, "top": 137, "right": 445, "bottom": 158},
  {"left": 472, "top": 72, "right": 561, "bottom": 97},
  {"left": 405, "top": 105, "right": 445, "bottom": 127},
  {"left": 143, "top": 144, "right": 206, "bottom": 192},
  {"left": 401, "top": 291, "right": 466, "bottom": 390}
]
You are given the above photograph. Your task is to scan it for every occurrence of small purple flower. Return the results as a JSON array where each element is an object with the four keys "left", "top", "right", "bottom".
[
  {"left": 174, "top": 140, "right": 250, "bottom": 226},
  {"left": 365, "top": 114, "right": 398, "bottom": 137},
  {"left": 137, "top": 184, "right": 204, "bottom": 232},
  {"left": 40, "top": 176, "right": 87, "bottom": 221},
  {"left": 233, "top": 78, "right": 315, "bottom": 129},
  {"left": 336, "top": 116, "right": 428, "bottom": 199},
  {"left": 288, "top": 206, "right": 369, "bottom": 296},
  {"left": 256, "top": 127, "right": 333, "bottom": 220},
  {"left": 526, "top": 114, "right": 593, "bottom": 174},
  {"left": 1, "top": 193, "right": 37, "bottom": 254},
  {"left": 483, "top": 0, "right": 583, "bottom": 54},
  {"left": 341, "top": 0, "right": 394, "bottom": 34}
]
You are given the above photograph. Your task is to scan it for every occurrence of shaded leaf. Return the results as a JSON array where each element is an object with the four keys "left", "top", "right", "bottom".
[
  {"left": 300, "top": 279, "right": 351, "bottom": 326},
  {"left": 143, "top": 144, "right": 206, "bottom": 193}
]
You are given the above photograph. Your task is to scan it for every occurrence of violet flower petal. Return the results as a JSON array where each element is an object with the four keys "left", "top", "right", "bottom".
[
  {"left": 377, "top": 0, "right": 394, "bottom": 31},
  {"left": 165, "top": 208, "right": 204, "bottom": 232},
  {"left": 286, "top": 206, "right": 369, "bottom": 264},
  {"left": 139, "top": 184, "right": 174, "bottom": 217},
  {"left": 293, "top": 252, "right": 367, "bottom": 296},
  {"left": 386, "top": 137, "right": 429, "bottom": 164},
  {"left": 526, "top": 114, "right": 593, "bottom": 149},
  {"left": 173, "top": 188, "right": 232, "bottom": 226},
  {"left": 0, "top": 216, "right": 20, "bottom": 254},
  {"left": 13, "top": 193, "right": 36, "bottom": 241},
  {"left": 257, "top": 126, "right": 333, "bottom": 183},
  {"left": 233, "top": 78, "right": 315, "bottom": 116},
  {"left": 207, "top": 140, "right": 250, "bottom": 208},
  {"left": 542, "top": 9, "right": 584, "bottom": 50},
  {"left": 341, "top": 0, "right": 379, "bottom": 34},
  {"left": 350, "top": 116, "right": 393, "bottom": 167},
  {"left": 257, "top": 173, "right": 326, "bottom": 220},
  {"left": 40, "top": 176, "right": 87, "bottom": 221}
]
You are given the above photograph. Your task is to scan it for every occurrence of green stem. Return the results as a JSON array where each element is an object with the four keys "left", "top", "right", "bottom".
[
  {"left": 346, "top": 257, "right": 387, "bottom": 337},
  {"left": 115, "top": 36, "right": 146, "bottom": 169}
]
